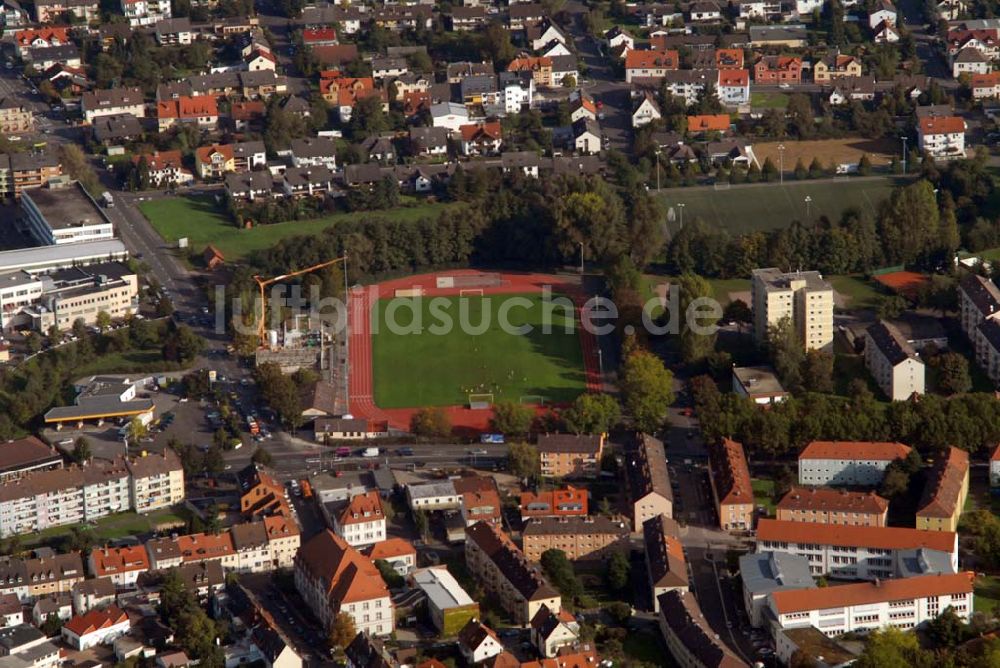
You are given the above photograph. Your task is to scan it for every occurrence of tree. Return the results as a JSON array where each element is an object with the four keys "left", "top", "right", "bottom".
[
  {"left": 540, "top": 549, "right": 583, "bottom": 600},
  {"left": 412, "top": 509, "right": 429, "bottom": 538},
  {"left": 410, "top": 407, "right": 451, "bottom": 437},
  {"left": 620, "top": 348, "right": 675, "bottom": 433},
  {"left": 767, "top": 316, "right": 804, "bottom": 391},
  {"left": 508, "top": 442, "right": 539, "bottom": 480},
  {"left": 95, "top": 311, "right": 112, "bottom": 333},
  {"left": 162, "top": 322, "right": 203, "bottom": 365},
  {"left": 926, "top": 606, "right": 967, "bottom": 648},
  {"left": 855, "top": 627, "right": 932, "bottom": 668},
  {"left": 25, "top": 332, "right": 41, "bottom": 355},
  {"left": 374, "top": 559, "right": 404, "bottom": 589},
  {"left": 933, "top": 352, "right": 971, "bottom": 395},
  {"left": 563, "top": 393, "right": 620, "bottom": 435},
  {"left": 251, "top": 447, "right": 273, "bottom": 466},
  {"left": 879, "top": 463, "right": 911, "bottom": 499},
  {"left": 490, "top": 401, "right": 534, "bottom": 436},
  {"left": 605, "top": 601, "right": 631, "bottom": 624},
  {"left": 793, "top": 158, "right": 808, "bottom": 180},
  {"left": 605, "top": 551, "right": 630, "bottom": 591},
  {"left": 126, "top": 417, "right": 147, "bottom": 441},
  {"left": 58, "top": 144, "right": 102, "bottom": 197},
  {"left": 203, "top": 445, "right": 224, "bottom": 475},
  {"left": 41, "top": 613, "right": 63, "bottom": 636},
  {"left": 328, "top": 612, "right": 356, "bottom": 650},
  {"left": 676, "top": 273, "right": 719, "bottom": 365},
  {"left": 876, "top": 295, "right": 908, "bottom": 320},
  {"left": 72, "top": 437, "right": 92, "bottom": 464},
  {"left": 156, "top": 296, "right": 175, "bottom": 318},
  {"left": 801, "top": 349, "right": 834, "bottom": 393},
  {"left": 254, "top": 362, "right": 302, "bottom": 429},
  {"left": 858, "top": 153, "right": 872, "bottom": 176}
]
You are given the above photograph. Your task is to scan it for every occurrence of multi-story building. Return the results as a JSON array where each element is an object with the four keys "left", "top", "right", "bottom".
[
  {"left": 766, "top": 572, "right": 974, "bottom": 636},
  {"left": 864, "top": 320, "right": 925, "bottom": 401},
  {"left": 916, "top": 447, "right": 969, "bottom": 533},
  {"left": 120, "top": 0, "right": 171, "bottom": 26},
  {"left": 625, "top": 434, "right": 673, "bottom": 532},
  {"left": 958, "top": 273, "right": 1000, "bottom": 379},
  {"left": 918, "top": 115, "right": 966, "bottom": 160},
  {"left": 21, "top": 182, "right": 113, "bottom": 246},
  {"left": 657, "top": 590, "right": 750, "bottom": 668},
  {"left": 134, "top": 150, "right": 192, "bottom": 188},
  {"left": 739, "top": 552, "right": 815, "bottom": 627},
  {"left": 755, "top": 519, "right": 958, "bottom": 579},
  {"left": 7, "top": 152, "right": 62, "bottom": 198},
  {"left": 126, "top": 450, "right": 185, "bottom": 513},
  {"left": 82, "top": 88, "right": 146, "bottom": 124},
  {"left": 33, "top": 0, "right": 98, "bottom": 22},
  {"left": 753, "top": 55, "right": 802, "bottom": 84},
  {"left": 194, "top": 144, "right": 236, "bottom": 180},
  {"left": 23, "top": 262, "right": 139, "bottom": 332},
  {"left": 537, "top": 434, "right": 604, "bottom": 478},
  {"left": 175, "top": 532, "right": 238, "bottom": 571},
  {"left": 464, "top": 521, "right": 561, "bottom": 625},
  {"left": 717, "top": 68, "right": 750, "bottom": 106},
  {"left": 238, "top": 464, "right": 291, "bottom": 518},
  {"left": 459, "top": 487, "right": 502, "bottom": 527},
  {"left": 230, "top": 522, "right": 271, "bottom": 573},
  {"left": 624, "top": 49, "right": 679, "bottom": 82},
  {"left": 798, "top": 440, "right": 912, "bottom": 486},
  {"left": 295, "top": 529, "right": 394, "bottom": 635},
  {"left": 521, "top": 516, "right": 630, "bottom": 562},
  {"left": 643, "top": 514, "right": 687, "bottom": 613},
  {"left": 971, "top": 71, "right": 1000, "bottom": 99},
  {"left": 331, "top": 491, "right": 386, "bottom": 547},
  {"left": 411, "top": 567, "right": 479, "bottom": 635},
  {"left": 992, "top": 444, "right": 1000, "bottom": 488},
  {"left": 813, "top": 53, "right": 863, "bottom": 81},
  {"left": 751, "top": 268, "right": 834, "bottom": 351},
  {"left": 262, "top": 514, "right": 300, "bottom": 569},
  {"left": 88, "top": 545, "right": 149, "bottom": 588},
  {"left": 776, "top": 486, "right": 889, "bottom": 527},
  {"left": 506, "top": 55, "right": 554, "bottom": 87},
  {"left": 0, "top": 98, "right": 33, "bottom": 134},
  {"left": 708, "top": 438, "right": 753, "bottom": 532},
  {"left": 519, "top": 487, "right": 588, "bottom": 521},
  {"left": 0, "top": 437, "right": 62, "bottom": 483},
  {"left": 23, "top": 553, "right": 85, "bottom": 601},
  {"left": 976, "top": 318, "right": 1000, "bottom": 384}
]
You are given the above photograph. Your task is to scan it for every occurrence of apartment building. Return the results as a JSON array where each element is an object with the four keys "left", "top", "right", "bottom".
[
  {"left": 230, "top": 522, "right": 271, "bottom": 573},
  {"left": 537, "top": 434, "right": 604, "bottom": 478},
  {"left": 6, "top": 152, "right": 62, "bottom": 198},
  {"left": 739, "top": 552, "right": 815, "bottom": 627},
  {"left": 751, "top": 268, "right": 834, "bottom": 351},
  {"left": 459, "top": 488, "right": 502, "bottom": 527},
  {"left": 813, "top": 53, "right": 863, "bottom": 81},
  {"left": 625, "top": 434, "right": 673, "bottom": 532},
  {"left": 521, "top": 516, "right": 630, "bottom": 562},
  {"left": 916, "top": 447, "right": 969, "bottom": 533},
  {"left": 0, "top": 437, "right": 62, "bottom": 483},
  {"left": 643, "top": 514, "right": 688, "bottom": 613},
  {"left": 767, "top": 572, "right": 974, "bottom": 637},
  {"left": 295, "top": 529, "right": 394, "bottom": 635},
  {"left": 0, "top": 98, "right": 33, "bottom": 134},
  {"left": 238, "top": 464, "right": 291, "bottom": 518},
  {"left": 519, "top": 487, "right": 588, "bottom": 521},
  {"left": 21, "top": 182, "right": 114, "bottom": 246},
  {"left": 798, "top": 440, "right": 912, "bottom": 486},
  {"left": 992, "top": 444, "right": 1000, "bottom": 487},
  {"left": 262, "top": 514, "right": 300, "bottom": 569},
  {"left": 88, "top": 545, "right": 149, "bottom": 588},
  {"left": 717, "top": 68, "right": 750, "bottom": 106},
  {"left": 708, "top": 438, "right": 753, "bottom": 532},
  {"left": 976, "top": 318, "right": 1000, "bottom": 384},
  {"left": 917, "top": 115, "right": 966, "bottom": 160},
  {"left": 134, "top": 150, "right": 192, "bottom": 188},
  {"left": 175, "top": 532, "right": 238, "bottom": 571},
  {"left": 82, "top": 88, "right": 146, "bottom": 124},
  {"left": 624, "top": 49, "right": 679, "bottom": 82},
  {"left": 753, "top": 55, "right": 802, "bottom": 83},
  {"left": 121, "top": 0, "right": 171, "bottom": 25},
  {"left": 331, "top": 491, "right": 387, "bottom": 547},
  {"left": 776, "top": 487, "right": 889, "bottom": 527},
  {"left": 959, "top": 273, "right": 1000, "bottom": 337},
  {"left": 755, "top": 519, "right": 958, "bottom": 579},
  {"left": 126, "top": 450, "right": 185, "bottom": 514},
  {"left": 464, "top": 521, "right": 561, "bottom": 625},
  {"left": 33, "top": 0, "right": 98, "bottom": 21},
  {"left": 864, "top": 320, "right": 925, "bottom": 401},
  {"left": 657, "top": 590, "right": 750, "bottom": 668}
]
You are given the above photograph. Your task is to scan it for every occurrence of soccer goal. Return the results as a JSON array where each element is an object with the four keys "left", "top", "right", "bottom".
[
  {"left": 519, "top": 395, "right": 547, "bottom": 406},
  {"left": 460, "top": 288, "right": 484, "bottom": 297},
  {"left": 468, "top": 393, "right": 494, "bottom": 410}
]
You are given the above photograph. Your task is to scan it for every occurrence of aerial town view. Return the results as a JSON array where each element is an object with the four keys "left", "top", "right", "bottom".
[{"left": 3, "top": 0, "right": 1000, "bottom": 664}]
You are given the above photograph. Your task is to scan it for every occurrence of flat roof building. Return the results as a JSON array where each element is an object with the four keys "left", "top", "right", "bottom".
[
  {"left": 751, "top": 267, "right": 834, "bottom": 351},
  {"left": 410, "top": 567, "right": 478, "bottom": 635},
  {"left": 0, "top": 240, "right": 128, "bottom": 275},
  {"left": 20, "top": 182, "right": 114, "bottom": 246},
  {"left": 732, "top": 365, "right": 789, "bottom": 405},
  {"left": 739, "top": 551, "right": 815, "bottom": 627}
]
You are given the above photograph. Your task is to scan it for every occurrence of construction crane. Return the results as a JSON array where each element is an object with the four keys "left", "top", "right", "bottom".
[{"left": 253, "top": 255, "right": 348, "bottom": 349}]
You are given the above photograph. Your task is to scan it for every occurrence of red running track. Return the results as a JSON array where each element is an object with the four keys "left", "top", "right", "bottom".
[{"left": 347, "top": 270, "right": 602, "bottom": 434}]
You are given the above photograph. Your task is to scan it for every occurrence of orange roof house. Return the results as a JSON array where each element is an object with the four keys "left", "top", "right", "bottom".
[
  {"left": 62, "top": 605, "right": 129, "bottom": 643},
  {"left": 716, "top": 48, "right": 744, "bottom": 69},
  {"left": 708, "top": 438, "right": 753, "bottom": 531},
  {"left": 175, "top": 532, "right": 236, "bottom": 563},
  {"left": 687, "top": 114, "right": 731, "bottom": 133},
  {"left": 156, "top": 95, "right": 219, "bottom": 129},
  {"left": 625, "top": 49, "right": 679, "bottom": 71},
  {"left": 459, "top": 121, "right": 502, "bottom": 143},
  {"left": 15, "top": 27, "right": 70, "bottom": 49},
  {"left": 133, "top": 150, "right": 183, "bottom": 172},
  {"left": 798, "top": 440, "right": 912, "bottom": 461},
  {"left": 718, "top": 69, "right": 749, "bottom": 88},
  {"left": 89, "top": 545, "right": 150, "bottom": 579},
  {"left": 520, "top": 487, "right": 588, "bottom": 520},
  {"left": 770, "top": 571, "right": 974, "bottom": 615},
  {"left": 338, "top": 490, "right": 385, "bottom": 527},
  {"left": 238, "top": 465, "right": 291, "bottom": 518},
  {"left": 756, "top": 518, "right": 957, "bottom": 553},
  {"left": 203, "top": 245, "right": 225, "bottom": 269},
  {"left": 918, "top": 115, "right": 966, "bottom": 136},
  {"left": 363, "top": 537, "right": 417, "bottom": 564}
]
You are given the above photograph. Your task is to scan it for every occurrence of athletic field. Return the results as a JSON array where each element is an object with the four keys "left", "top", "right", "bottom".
[
  {"left": 371, "top": 293, "right": 586, "bottom": 408},
  {"left": 658, "top": 178, "right": 902, "bottom": 235}
]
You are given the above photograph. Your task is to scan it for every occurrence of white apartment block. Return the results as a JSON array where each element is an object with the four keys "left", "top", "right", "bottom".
[
  {"left": 959, "top": 273, "right": 1000, "bottom": 337},
  {"left": 751, "top": 268, "right": 834, "bottom": 351},
  {"left": 21, "top": 185, "right": 114, "bottom": 246},
  {"left": 332, "top": 491, "right": 387, "bottom": 548},
  {"left": 864, "top": 320, "right": 925, "bottom": 401},
  {"left": 798, "top": 440, "right": 911, "bottom": 486},
  {"left": 767, "top": 572, "right": 974, "bottom": 638},
  {"left": 81, "top": 88, "right": 146, "bottom": 124},
  {"left": 918, "top": 115, "right": 966, "bottom": 160},
  {"left": 263, "top": 515, "right": 300, "bottom": 569},
  {"left": 127, "top": 450, "right": 185, "bottom": 513},
  {"left": 755, "top": 519, "right": 958, "bottom": 580},
  {"left": 121, "top": 0, "right": 171, "bottom": 25}
]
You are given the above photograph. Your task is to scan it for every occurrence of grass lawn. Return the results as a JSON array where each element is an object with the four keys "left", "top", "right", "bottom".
[
  {"left": 371, "top": 293, "right": 586, "bottom": 408},
  {"left": 751, "top": 92, "right": 790, "bottom": 109},
  {"left": 658, "top": 178, "right": 900, "bottom": 235},
  {"left": 622, "top": 631, "right": 664, "bottom": 664},
  {"left": 751, "top": 479, "right": 776, "bottom": 516},
  {"left": 641, "top": 274, "right": 750, "bottom": 308},
  {"left": 829, "top": 274, "right": 883, "bottom": 311},
  {"left": 20, "top": 508, "right": 186, "bottom": 548},
  {"left": 72, "top": 348, "right": 171, "bottom": 377},
  {"left": 975, "top": 575, "right": 1000, "bottom": 615},
  {"left": 139, "top": 196, "right": 454, "bottom": 261}
]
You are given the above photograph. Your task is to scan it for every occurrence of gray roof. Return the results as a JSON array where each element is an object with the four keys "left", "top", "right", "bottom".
[
  {"left": 0, "top": 239, "right": 127, "bottom": 274},
  {"left": 738, "top": 552, "right": 815, "bottom": 596},
  {"left": 93, "top": 113, "right": 143, "bottom": 142},
  {"left": 0, "top": 625, "right": 44, "bottom": 652},
  {"left": 408, "top": 480, "right": 457, "bottom": 499},
  {"left": 896, "top": 547, "right": 955, "bottom": 577},
  {"left": 22, "top": 182, "right": 109, "bottom": 232},
  {"left": 411, "top": 567, "right": 475, "bottom": 610},
  {"left": 44, "top": 396, "right": 154, "bottom": 422},
  {"left": 866, "top": 320, "right": 919, "bottom": 366}
]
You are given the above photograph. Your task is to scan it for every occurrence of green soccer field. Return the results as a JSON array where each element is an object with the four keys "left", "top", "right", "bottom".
[
  {"left": 371, "top": 294, "right": 587, "bottom": 408},
  {"left": 657, "top": 177, "right": 903, "bottom": 235}
]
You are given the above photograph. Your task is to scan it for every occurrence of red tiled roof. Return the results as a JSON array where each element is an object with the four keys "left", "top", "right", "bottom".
[
  {"left": 363, "top": 537, "right": 416, "bottom": 562},
  {"left": 157, "top": 95, "right": 219, "bottom": 120},
  {"left": 625, "top": 49, "right": 678, "bottom": 70},
  {"left": 972, "top": 71, "right": 1000, "bottom": 88},
  {"left": 15, "top": 27, "right": 69, "bottom": 47},
  {"left": 507, "top": 56, "right": 553, "bottom": 72},
  {"left": 520, "top": 487, "right": 589, "bottom": 518},
  {"left": 919, "top": 115, "right": 965, "bottom": 135},
  {"left": 303, "top": 27, "right": 337, "bottom": 43},
  {"left": 771, "top": 572, "right": 974, "bottom": 614},
  {"left": 64, "top": 605, "right": 128, "bottom": 637},
  {"left": 687, "top": 114, "right": 731, "bottom": 133},
  {"left": 89, "top": 545, "right": 149, "bottom": 577},
  {"left": 296, "top": 529, "right": 388, "bottom": 605},
  {"left": 459, "top": 121, "right": 502, "bottom": 143},
  {"left": 195, "top": 143, "right": 235, "bottom": 164},
  {"left": 777, "top": 486, "right": 889, "bottom": 515},
  {"left": 718, "top": 69, "right": 749, "bottom": 87},
  {"left": 338, "top": 491, "right": 385, "bottom": 526},
  {"left": 716, "top": 48, "right": 744, "bottom": 68},
  {"left": 175, "top": 532, "right": 235, "bottom": 562},
  {"left": 134, "top": 150, "right": 183, "bottom": 172},
  {"left": 798, "top": 441, "right": 911, "bottom": 461},
  {"left": 757, "top": 518, "right": 956, "bottom": 552},
  {"left": 709, "top": 438, "right": 751, "bottom": 506},
  {"left": 916, "top": 447, "right": 969, "bottom": 519}
]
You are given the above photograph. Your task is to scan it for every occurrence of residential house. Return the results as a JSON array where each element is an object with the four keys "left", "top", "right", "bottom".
[
  {"left": 661, "top": 69, "right": 717, "bottom": 106},
  {"left": 869, "top": 0, "right": 897, "bottom": 27},
  {"left": 687, "top": 114, "right": 730, "bottom": 134},
  {"left": 371, "top": 57, "right": 408, "bottom": 82},
  {"left": 61, "top": 606, "right": 130, "bottom": 650},
  {"left": 82, "top": 88, "right": 146, "bottom": 124},
  {"left": 194, "top": 144, "right": 235, "bottom": 180},
  {"left": 458, "top": 619, "right": 503, "bottom": 664},
  {"left": 507, "top": 55, "right": 553, "bottom": 87},
  {"left": 798, "top": 440, "right": 912, "bottom": 486},
  {"left": 287, "top": 136, "right": 338, "bottom": 170},
  {"left": 632, "top": 94, "right": 661, "bottom": 128},
  {"left": 155, "top": 95, "right": 219, "bottom": 132},
  {"left": 71, "top": 578, "right": 115, "bottom": 615},
  {"left": 230, "top": 522, "right": 272, "bottom": 573},
  {"left": 625, "top": 434, "right": 673, "bottom": 532},
  {"left": 658, "top": 590, "right": 749, "bottom": 668},
  {"left": 121, "top": 0, "right": 171, "bottom": 27},
  {"left": 155, "top": 17, "right": 193, "bottom": 45},
  {"left": 430, "top": 101, "right": 469, "bottom": 132},
  {"left": 530, "top": 605, "right": 580, "bottom": 658},
  {"left": 263, "top": 514, "right": 300, "bottom": 569},
  {"left": 508, "top": 3, "right": 545, "bottom": 29},
  {"left": 864, "top": 320, "right": 925, "bottom": 401},
  {"left": 537, "top": 433, "right": 604, "bottom": 478},
  {"left": 449, "top": 6, "right": 487, "bottom": 31},
  {"left": 459, "top": 122, "right": 503, "bottom": 156},
  {"left": 572, "top": 118, "right": 601, "bottom": 154},
  {"left": 874, "top": 20, "right": 901, "bottom": 42},
  {"left": 409, "top": 126, "right": 449, "bottom": 156},
  {"left": 88, "top": 545, "right": 149, "bottom": 588},
  {"left": 520, "top": 487, "right": 588, "bottom": 521},
  {"left": 331, "top": 491, "right": 387, "bottom": 547},
  {"left": 133, "top": 150, "right": 191, "bottom": 188},
  {"left": 971, "top": 71, "right": 1000, "bottom": 98},
  {"left": 813, "top": 52, "right": 863, "bottom": 82},
  {"left": 14, "top": 27, "right": 70, "bottom": 58},
  {"left": 689, "top": 0, "right": 722, "bottom": 21},
  {"left": 521, "top": 516, "right": 629, "bottom": 561},
  {"left": 363, "top": 538, "right": 416, "bottom": 577},
  {"left": 644, "top": 514, "right": 687, "bottom": 613},
  {"left": 717, "top": 68, "right": 750, "bottom": 106},
  {"left": 952, "top": 47, "right": 991, "bottom": 77},
  {"left": 708, "top": 438, "right": 753, "bottom": 532},
  {"left": 605, "top": 26, "right": 634, "bottom": 51},
  {"left": 992, "top": 444, "right": 1000, "bottom": 488},
  {"left": 915, "top": 447, "right": 969, "bottom": 533},
  {"left": 281, "top": 166, "right": 335, "bottom": 198},
  {"left": 625, "top": 49, "right": 679, "bottom": 83},
  {"left": 753, "top": 56, "right": 802, "bottom": 84},
  {"left": 776, "top": 486, "right": 889, "bottom": 527},
  {"left": 569, "top": 93, "right": 597, "bottom": 122},
  {"left": 232, "top": 141, "right": 267, "bottom": 172},
  {"left": 918, "top": 115, "right": 966, "bottom": 159}
]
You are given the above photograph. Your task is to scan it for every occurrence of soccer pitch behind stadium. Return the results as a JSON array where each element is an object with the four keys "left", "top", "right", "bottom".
[{"left": 371, "top": 293, "right": 587, "bottom": 409}]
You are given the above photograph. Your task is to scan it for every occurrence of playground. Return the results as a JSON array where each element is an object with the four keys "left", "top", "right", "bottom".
[{"left": 349, "top": 271, "right": 601, "bottom": 433}]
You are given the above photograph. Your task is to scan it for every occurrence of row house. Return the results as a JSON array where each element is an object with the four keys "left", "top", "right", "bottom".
[
  {"left": 768, "top": 572, "right": 974, "bottom": 637},
  {"left": 813, "top": 52, "right": 863, "bottom": 82},
  {"left": 755, "top": 519, "right": 958, "bottom": 580},
  {"left": 643, "top": 514, "right": 687, "bottom": 613},
  {"left": 917, "top": 115, "right": 966, "bottom": 160},
  {"left": 946, "top": 28, "right": 999, "bottom": 60},
  {"left": 449, "top": 5, "right": 487, "bottom": 30},
  {"left": 798, "top": 440, "right": 912, "bottom": 486},
  {"left": 156, "top": 95, "right": 219, "bottom": 132},
  {"left": 14, "top": 27, "right": 69, "bottom": 58},
  {"left": 263, "top": 514, "right": 300, "bottom": 569},
  {"left": 624, "top": 49, "right": 678, "bottom": 83},
  {"left": 776, "top": 486, "right": 889, "bottom": 527},
  {"left": 521, "top": 516, "right": 630, "bottom": 562},
  {"left": 225, "top": 170, "right": 275, "bottom": 201},
  {"left": 175, "top": 531, "right": 239, "bottom": 571},
  {"left": 33, "top": 0, "right": 98, "bottom": 22},
  {"left": 658, "top": 590, "right": 749, "bottom": 668},
  {"left": 864, "top": 319, "right": 925, "bottom": 401},
  {"left": 82, "top": 88, "right": 146, "bottom": 124},
  {"left": 508, "top": 2, "right": 545, "bottom": 29},
  {"left": 233, "top": 140, "right": 267, "bottom": 172},
  {"left": 915, "top": 447, "right": 969, "bottom": 533},
  {"left": 952, "top": 47, "right": 990, "bottom": 78},
  {"left": 520, "top": 487, "right": 588, "bottom": 521},
  {"left": 302, "top": 27, "right": 338, "bottom": 47},
  {"left": 23, "top": 553, "right": 85, "bottom": 602},
  {"left": 26, "top": 44, "right": 81, "bottom": 70},
  {"left": 373, "top": 4, "right": 432, "bottom": 31},
  {"left": 465, "top": 521, "right": 561, "bottom": 625},
  {"left": 708, "top": 438, "right": 753, "bottom": 532},
  {"left": 133, "top": 150, "right": 192, "bottom": 188},
  {"left": 88, "top": 545, "right": 149, "bottom": 588},
  {"left": 286, "top": 136, "right": 338, "bottom": 169},
  {"left": 295, "top": 530, "right": 394, "bottom": 635},
  {"left": 230, "top": 522, "right": 271, "bottom": 573},
  {"left": 537, "top": 433, "right": 604, "bottom": 479},
  {"left": 625, "top": 434, "right": 673, "bottom": 532},
  {"left": 754, "top": 55, "right": 802, "bottom": 84},
  {"left": 971, "top": 71, "right": 1000, "bottom": 99}
]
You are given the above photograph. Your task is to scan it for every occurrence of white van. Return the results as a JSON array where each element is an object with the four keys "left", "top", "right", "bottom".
[{"left": 362, "top": 447, "right": 380, "bottom": 458}]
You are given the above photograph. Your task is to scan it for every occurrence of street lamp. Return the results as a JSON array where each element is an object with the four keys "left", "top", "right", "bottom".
[
  {"left": 678, "top": 203, "right": 685, "bottom": 229},
  {"left": 902, "top": 136, "right": 908, "bottom": 174},
  {"left": 804, "top": 195, "right": 812, "bottom": 220},
  {"left": 777, "top": 143, "right": 785, "bottom": 184},
  {"left": 655, "top": 149, "right": 662, "bottom": 192},
  {"left": 578, "top": 242, "right": 584, "bottom": 275}
]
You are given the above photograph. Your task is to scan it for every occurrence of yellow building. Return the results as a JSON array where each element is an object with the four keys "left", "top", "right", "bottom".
[
  {"left": 752, "top": 267, "right": 834, "bottom": 351},
  {"left": 813, "top": 53, "right": 863, "bottom": 82},
  {"left": 194, "top": 144, "right": 235, "bottom": 180},
  {"left": 916, "top": 447, "right": 969, "bottom": 532}
]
